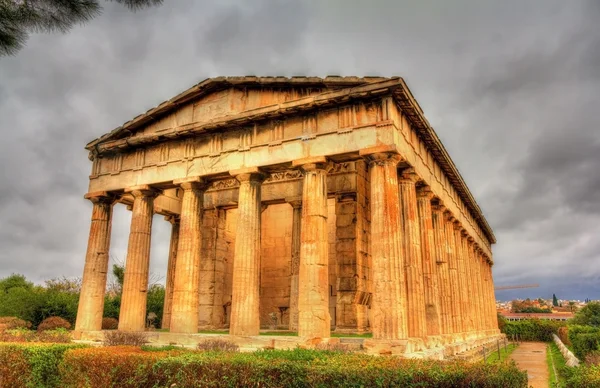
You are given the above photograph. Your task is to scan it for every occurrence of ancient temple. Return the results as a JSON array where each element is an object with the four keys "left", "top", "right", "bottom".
[{"left": 75, "top": 76, "right": 500, "bottom": 354}]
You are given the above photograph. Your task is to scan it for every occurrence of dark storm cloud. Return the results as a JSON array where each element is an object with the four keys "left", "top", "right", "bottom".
[{"left": 0, "top": 0, "right": 598, "bottom": 299}]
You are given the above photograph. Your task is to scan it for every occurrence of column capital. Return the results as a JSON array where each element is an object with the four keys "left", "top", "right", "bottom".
[
  {"left": 444, "top": 211, "right": 456, "bottom": 223},
  {"left": 173, "top": 176, "right": 208, "bottom": 191},
  {"left": 125, "top": 185, "right": 160, "bottom": 198},
  {"left": 416, "top": 185, "right": 434, "bottom": 200},
  {"left": 461, "top": 229, "right": 469, "bottom": 237},
  {"left": 230, "top": 167, "right": 267, "bottom": 183},
  {"left": 431, "top": 203, "right": 446, "bottom": 213},
  {"left": 84, "top": 191, "right": 116, "bottom": 204},
  {"left": 292, "top": 156, "right": 329, "bottom": 172},
  {"left": 452, "top": 220, "right": 462, "bottom": 230},
  {"left": 398, "top": 167, "right": 420, "bottom": 183},
  {"left": 286, "top": 197, "right": 302, "bottom": 209},
  {"left": 164, "top": 215, "right": 180, "bottom": 225}
]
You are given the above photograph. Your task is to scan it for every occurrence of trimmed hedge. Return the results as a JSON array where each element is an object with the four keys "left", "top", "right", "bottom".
[
  {"left": 0, "top": 343, "right": 84, "bottom": 388},
  {"left": 58, "top": 346, "right": 527, "bottom": 388},
  {"left": 1, "top": 344, "right": 528, "bottom": 387},
  {"left": 501, "top": 318, "right": 565, "bottom": 341},
  {"left": 568, "top": 325, "right": 600, "bottom": 361}
]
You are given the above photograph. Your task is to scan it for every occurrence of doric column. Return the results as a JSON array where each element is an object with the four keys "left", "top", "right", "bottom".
[
  {"left": 486, "top": 258, "right": 499, "bottom": 332},
  {"left": 398, "top": 169, "right": 427, "bottom": 339},
  {"left": 170, "top": 178, "right": 206, "bottom": 334},
  {"left": 444, "top": 213, "right": 462, "bottom": 334},
  {"left": 75, "top": 192, "right": 115, "bottom": 332},
  {"left": 293, "top": 157, "right": 330, "bottom": 338},
  {"left": 119, "top": 186, "right": 158, "bottom": 332},
  {"left": 452, "top": 222, "right": 469, "bottom": 334},
  {"left": 161, "top": 216, "right": 180, "bottom": 330},
  {"left": 229, "top": 168, "right": 265, "bottom": 336},
  {"left": 416, "top": 187, "right": 441, "bottom": 337},
  {"left": 474, "top": 245, "right": 486, "bottom": 334},
  {"left": 364, "top": 152, "right": 407, "bottom": 340},
  {"left": 480, "top": 252, "right": 491, "bottom": 331},
  {"left": 431, "top": 203, "right": 451, "bottom": 335},
  {"left": 288, "top": 199, "right": 302, "bottom": 332},
  {"left": 467, "top": 240, "right": 479, "bottom": 333},
  {"left": 461, "top": 230, "right": 475, "bottom": 334}
]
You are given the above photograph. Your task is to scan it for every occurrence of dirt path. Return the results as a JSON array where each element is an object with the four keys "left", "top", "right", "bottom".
[{"left": 509, "top": 342, "right": 549, "bottom": 388}]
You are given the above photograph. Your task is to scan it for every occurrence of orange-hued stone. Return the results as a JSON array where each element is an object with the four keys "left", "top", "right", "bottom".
[{"left": 75, "top": 194, "right": 114, "bottom": 332}]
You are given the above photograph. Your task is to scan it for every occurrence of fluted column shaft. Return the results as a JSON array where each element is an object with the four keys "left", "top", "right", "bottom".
[
  {"left": 288, "top": 200, "right": 302, "bottom": 332},
  {"left": 170, "top": 179, "right": 205, "bottom": 333},
  {"left": 75, "top": 193, "right": 114, "bottom": 332},
  {"left": 431, "top": 204, "right": 451, "bottom": 335},
  {"left": 486, "top": 260, "right": 499, "bottom": 331},
  {"left": 398, "top": 170, "right": 427, "bottom": 339},
  {"left": 161, "top": 217, "right": 180, "bottom": 330},
  {"left": 230, "top": 170, "right": 265, "bottom": 336},
  {"left": 444, "top": 214, "right": 462, "bottom": 334},
  {"left": 416, "top": 188, "right": 441, "bottom": 337},
  {"left": 453, "top": 224, "right": 469, "bottom": 333},
  {"left": 367, "top": 153, "right": 407, "bottom": 340},
  {"left": 474, "top": 246, "right": 485, "bottom": 333},
  {"left": 119, "top": 187, "right": 157, "bottom": 331},
  {"left": 461, "top": 232, "right": 475, "bottom": 333},
  {"left": 296, "top": 160, "right": 330, "bottom": 338},
  {"left": 481, "top": 253, "right": 492, "bottom": 331}
]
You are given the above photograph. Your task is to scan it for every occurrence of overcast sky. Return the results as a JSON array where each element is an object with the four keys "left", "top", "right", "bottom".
[{"left": 0, "top": 0, "right": 598, "bottom": 301}]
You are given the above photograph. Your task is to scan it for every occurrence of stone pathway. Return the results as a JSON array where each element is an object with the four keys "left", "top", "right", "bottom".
[{"left": 509, "top": 342, "right": 549, "bottom": 388}]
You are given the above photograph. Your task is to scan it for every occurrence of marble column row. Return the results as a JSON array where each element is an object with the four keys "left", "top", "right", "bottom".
[{"left": 76, "top": 153, "right": 497, "bottom": 339}]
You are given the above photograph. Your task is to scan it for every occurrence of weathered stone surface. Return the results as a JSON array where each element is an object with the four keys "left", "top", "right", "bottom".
[
  {"left": 161, "top": 216, "right": 179, "bottom": 330},
  {"left": 119, "top": 186, "right": 158, "bottom": 332},
  {"left": 288, "top": 200, "right": 301, "bottom": 331},
  {"left": 76, "top": 77, "right": 500, "bottom": 356},
  {"left": 416, "top": 187, "right": 441, "bottom": 337},
  {"left": 230, "top": 170, "right": 265, "bottom": 336},
  {"left": 398, "top": 169, "right": 427, "bottom": 339},
  {"left": 75, "top": 193, "right": 114, "bottom": 332},
  {"left": 296, "top": 160, "right": 330, "bottom": 338},
  {"left": 170, "top": 180, "right": 205, "bottom": 333},
  {"left": 366, "top": 152, "right": 407, "bottom": 340}
]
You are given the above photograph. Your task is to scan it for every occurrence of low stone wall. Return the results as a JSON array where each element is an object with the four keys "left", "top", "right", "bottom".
[{"left": 552, "top": 333, "right": 580, "bottom": 367}]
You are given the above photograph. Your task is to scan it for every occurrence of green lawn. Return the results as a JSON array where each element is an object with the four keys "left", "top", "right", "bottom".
[
  {"left": 547, "top": 341, "right": 568, "bottom": 387},
  {"left": 331, "top": 332, "right": 373, "bottom": 338},
  {"left": 484, "top": 343, "right": 518, "bottom": 363}
]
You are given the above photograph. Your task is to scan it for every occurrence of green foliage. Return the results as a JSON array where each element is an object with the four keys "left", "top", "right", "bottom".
[
  {"left": 566, "top": 365, "right": 600, "bottom": 387},
  {"left": 511, "top": 298, "right": 552, "bottom": 313},
  {"left": 501, "top": 318, "right": 565, "bottom": 341},
  {"left": 0, "top": 343, "right": 85, "bottom": 388},
  {"left": 146, "top": 284, "right": 165, "bottom": 328},
  {"left": 55, "top": 346, "right": 528, "bottom": 388},
  {"left": 553, "top": 294, "right": 559, "bottom": 307},
  {"left": 0, "top": 0, "right": 163, "bottom": 56},
  {"left": 103, "top": 293, "right": 121, "bottom": 320},
  {"left": 568, "top": 325, "right": 600, "bottom": 361},
  {"left": 571, "top": 302, "right": 600, "bottom": 327}
]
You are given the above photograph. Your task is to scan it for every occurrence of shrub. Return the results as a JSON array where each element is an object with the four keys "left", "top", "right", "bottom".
[
  {"left": 571, "top": 302, "right": 600, "bottom": 327},
  {"left": 101, "top": 317, "right": 119, "bottom": 330},
  {"left": 585, "top": 351, "right": 600, "bottom": 366},
  {"left": 57, "top": 347, "right": 528, "bottom": 388},
  {"left": 0, "top": 343, "right": 84, "bottom": 388},
  {"left": 0, "top": 316, "right": 31, "bottom": 331},
  {"left": 103, "top": 330, "right": 148, "bottom": 346},
  {"left": 558, "top": 326, "right": 571, "bottom": 346},
  {"left": 501, "top": 318, "right": 565, "bottom": 341},
  {"left": 38, "top": 316, "right": 71, "bottom": 331},
  {"left": 566, "top": 364, "right": 600, "bottom": 387},
  {"left": 568, "top": 325, "right": 600, "bottom": 360},
  {"left": 315, "top": 342, "right": 352, "bottom": 353},
  {"left": 0, "top": 328, "right": 71, "bottom": 343},
  {"left": 196, "top": 338, "right": 239, "bottom": 352}
]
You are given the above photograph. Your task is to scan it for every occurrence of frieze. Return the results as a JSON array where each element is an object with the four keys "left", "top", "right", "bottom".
[
  {"left": 206, "top": 178, "right": 239, "bottom": 192},
  {"left": 264, "top": 169, "right": 304, "bottom": 183}
]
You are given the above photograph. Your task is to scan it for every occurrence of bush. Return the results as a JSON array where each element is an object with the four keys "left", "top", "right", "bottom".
[
  {"left": 501, "top": 318, "right": 565, "bottom": 341},
  {"left": 0, "top": 343, "right": 84, "bottom": 388},
  {"left": 103, "top": 330, "right": 148, "bottom": 346},
  {"left": 38, "top": 316, "right": 71, "bottom": 331},
  {"left": 566, "top": 364, "right": 600, "bottom": 387},
  {"left": 57, "top": 347, "right": 528, "bottom": 388},
  {"left": 101, "top": 317, "right": 119, "bottom": 330},
  {"left": 568, "top": 325, "right": 600, "bottom": 360},
  {"left": 571, "top": 302, "right": 600, "bottom": 327},
  {"left": 558, "top": 326, "right": 571, "bottom": 346},
  {"left": 315, "top": 342, "right": 352, "bottom": 353},
  {"left": 0, "top": 328, "right": 71, "bottom": 343},
  {"left": 196, "top": 338, "right": 239, "bottom": 352},
  {"left": 585, "top": 351, "right": 600, "bottom": 366},
  {"left": 0, "top": 316, "right": 31, "bottom": 331}
]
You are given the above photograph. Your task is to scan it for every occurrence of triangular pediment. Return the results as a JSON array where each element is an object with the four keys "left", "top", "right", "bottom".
[{"left": 86, "top": 76, "right": 391, "bottom": 151}]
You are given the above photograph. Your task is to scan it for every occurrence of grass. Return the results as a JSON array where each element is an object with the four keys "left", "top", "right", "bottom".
[
  {"left": 331, "top": 332, "right": 373, "bottom": 338},
  {"left": 197, "top": 329, "right": 229, "bottom": 334},
  {"left": 484, "top": 343, "right": 518, "bottom": 364},
  {"left": 547, "top": 341, "right": 568, "bottom": 387},
  {"left": 260, "top": 331, "right": 298, "bottom": 336}
]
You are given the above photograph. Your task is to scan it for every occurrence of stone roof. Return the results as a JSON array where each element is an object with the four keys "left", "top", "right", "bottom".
[{"left": 86, "top": 76, "right": 496, "bottom": 244}]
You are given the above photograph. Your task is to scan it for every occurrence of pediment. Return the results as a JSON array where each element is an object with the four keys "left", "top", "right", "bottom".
[{"left": 86, "top": 76, "right": 390, "bottom": 152}]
